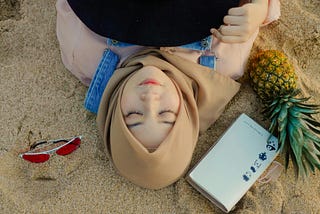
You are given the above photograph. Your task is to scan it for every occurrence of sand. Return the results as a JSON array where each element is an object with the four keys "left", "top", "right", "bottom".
[{"left": 0, "top": 0, "right": 319, "bottom": 213}]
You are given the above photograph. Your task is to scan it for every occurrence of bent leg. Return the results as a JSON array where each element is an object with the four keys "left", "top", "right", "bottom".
[{"left": 56, "top": 0, "right": 107, "bottom": 86}]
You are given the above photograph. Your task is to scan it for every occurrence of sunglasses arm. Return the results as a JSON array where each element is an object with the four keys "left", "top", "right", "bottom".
[{"left": 30, "top": 139, "right": 69, "bottom": 150}]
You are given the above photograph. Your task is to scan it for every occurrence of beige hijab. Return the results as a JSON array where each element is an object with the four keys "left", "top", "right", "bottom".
[{"left": 97, "top": 49, "right": 240, "bottom": 189}]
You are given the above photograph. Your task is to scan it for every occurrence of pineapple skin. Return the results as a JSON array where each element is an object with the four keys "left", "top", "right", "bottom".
[{"left": 247, "top": 50, "right": 298, "bottom": 102}]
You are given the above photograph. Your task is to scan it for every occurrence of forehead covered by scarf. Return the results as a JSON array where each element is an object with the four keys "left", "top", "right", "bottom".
[{"left": 97, "top": 49, "right": 240, "bottom": 189}]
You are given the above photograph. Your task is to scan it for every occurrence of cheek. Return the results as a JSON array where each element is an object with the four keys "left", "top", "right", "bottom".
[
  {"left": 121, "top": 92, "right": 138, "bottom": 112},
  {"left": 163, "top": 93, "right": 180, "bottom": 110},
  {"left": 166, "top": 81, "right": 180, "bottom": 108}
]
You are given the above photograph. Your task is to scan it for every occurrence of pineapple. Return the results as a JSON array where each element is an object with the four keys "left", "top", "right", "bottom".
[{"left": 247, "top": 50, "right": 320, "bottom": 177}]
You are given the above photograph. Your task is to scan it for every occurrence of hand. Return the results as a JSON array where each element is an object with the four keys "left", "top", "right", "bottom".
[{"left": 211, "top": 0, "right": 268, "bottom": 43}]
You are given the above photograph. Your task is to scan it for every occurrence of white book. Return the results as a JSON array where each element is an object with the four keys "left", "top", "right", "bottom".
[{"left": 186, "top": 113, "right": 279, "bottom": 213}]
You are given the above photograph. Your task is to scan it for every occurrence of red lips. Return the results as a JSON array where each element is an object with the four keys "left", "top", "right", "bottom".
[{"left": 139, "top": 79, "right": 161, "bottom": 86}]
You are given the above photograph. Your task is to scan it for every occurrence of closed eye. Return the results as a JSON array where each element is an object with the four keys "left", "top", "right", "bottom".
[
  {"left": 127, "top": 122, "right": 143, "bottom": 128},
  {"left": 127, "top": 121, "right": 175, "bottom": 129},
  {"left": 125, "top": 110, "right": 176, "bottom": 128},
  {"left": 159, "top": 110, "right": 176, "bottom": 115},
  {"left": 159, "top": 110, "right": 176, "bottom": 125},
  {"left": 163, "top": 121, "right": 175, "bottom": 125},
  {"left": 125, "top": 111, "right": 143, "bottom": 117}
]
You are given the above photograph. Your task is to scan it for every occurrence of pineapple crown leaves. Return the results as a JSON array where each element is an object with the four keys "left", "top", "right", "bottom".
[{"left": 264, "top": 89, "right": 320, "bottom": 177}]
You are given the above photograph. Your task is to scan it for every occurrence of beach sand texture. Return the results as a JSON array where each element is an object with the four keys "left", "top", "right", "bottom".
[{"left": 0, "top": 0, "right": 319, "bottom": 213}]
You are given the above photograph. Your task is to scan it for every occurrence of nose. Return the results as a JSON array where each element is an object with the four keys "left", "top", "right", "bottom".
[
  {"left": 140, "top": 91, "right": 160, "bottom": 101},
  {"left": 140, "top": 91, "right": 160, "bottom": 117}
]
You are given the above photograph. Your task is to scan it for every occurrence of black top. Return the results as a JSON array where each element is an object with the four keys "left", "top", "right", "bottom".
[{"left": 67, "top": 0, "right": 240, "bottom": 46}]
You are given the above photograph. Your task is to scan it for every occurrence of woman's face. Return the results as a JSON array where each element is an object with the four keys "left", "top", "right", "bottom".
[{"left": 121, "top": 66, "right": 180, "bottom": 150}]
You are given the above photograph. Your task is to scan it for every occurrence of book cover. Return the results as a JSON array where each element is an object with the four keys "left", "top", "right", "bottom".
[{"left": 186, "top": 113, "right": 279, "bottom": 213}]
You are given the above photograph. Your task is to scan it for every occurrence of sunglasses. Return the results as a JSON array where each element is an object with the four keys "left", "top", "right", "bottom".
[{"left": 19, "top": 136, "right": 82, "bottom": 163}]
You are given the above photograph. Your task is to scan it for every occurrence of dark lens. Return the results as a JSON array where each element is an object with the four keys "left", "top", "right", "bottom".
[
  {"left": 22, "top": 154, "right": 50, "bottom": 163},
  {"left": 56, "top": 137, "right": 81, "bottom": 156}
]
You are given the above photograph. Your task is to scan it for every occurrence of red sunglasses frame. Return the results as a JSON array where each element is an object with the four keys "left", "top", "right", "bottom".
[{"left": 19, "top": 136, "right": 82, "bottom": 163}]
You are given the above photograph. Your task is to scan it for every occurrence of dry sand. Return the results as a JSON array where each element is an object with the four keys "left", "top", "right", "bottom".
[{"left": 0, "top": 0, "right": 319, "bottom": 213}]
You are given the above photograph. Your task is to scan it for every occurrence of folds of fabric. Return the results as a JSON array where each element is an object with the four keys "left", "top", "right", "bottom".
[{"left": 97, "top": 49, "right": 240, "bottom": 189}]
